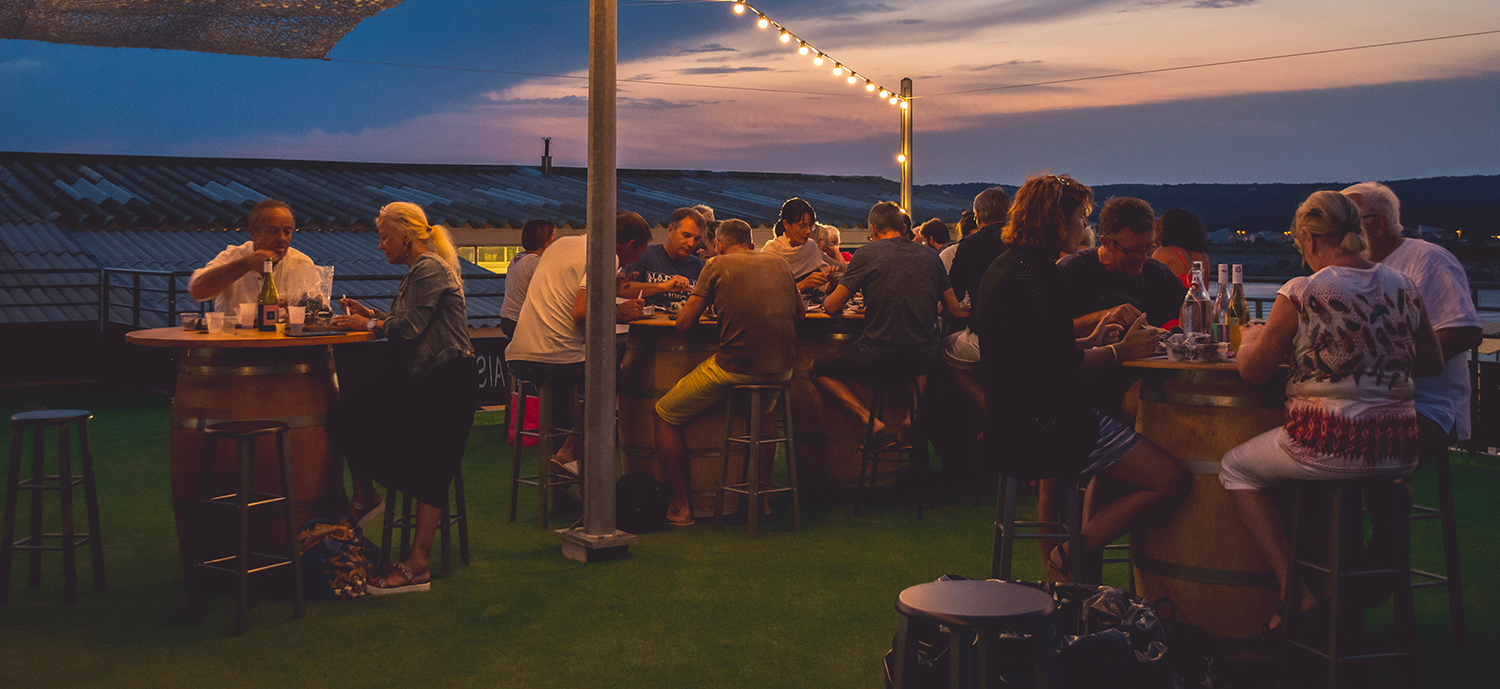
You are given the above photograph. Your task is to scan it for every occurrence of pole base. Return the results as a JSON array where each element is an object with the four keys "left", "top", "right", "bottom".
[{"left": 557, "top": 527, "right": 637, "bottom": 563}]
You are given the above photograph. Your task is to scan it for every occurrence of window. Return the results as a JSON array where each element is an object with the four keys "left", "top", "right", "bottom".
[{"left": 461, "top": 245, "right": 523, "bottom": 273}]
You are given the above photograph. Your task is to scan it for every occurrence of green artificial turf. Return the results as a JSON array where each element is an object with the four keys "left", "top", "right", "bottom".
[{"left": 0, "top": 384, "right": 1494, "bottom": 688}]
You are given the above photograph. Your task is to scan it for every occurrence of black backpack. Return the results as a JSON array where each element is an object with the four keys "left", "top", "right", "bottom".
[{"left": 616, "top": 472, "right": 670, "bottom": 533}]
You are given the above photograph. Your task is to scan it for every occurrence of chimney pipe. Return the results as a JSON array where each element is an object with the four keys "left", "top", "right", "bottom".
[{"left": 541, "top": 137, "right": 553, "bottom": 175}]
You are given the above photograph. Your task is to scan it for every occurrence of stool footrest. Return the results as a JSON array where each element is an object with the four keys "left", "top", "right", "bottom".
[
  {"left": 16, "top": 476, "right": 88, "bottom": 490},
  {"left": 1288, "top": 638, "right": 1414, "bottom": 662},
  {"left": 722, "top": 483, "right": 793, "bottom": 497},
  {"left": 11, "top": 534, "right": 94, "bottom": 551},
  {"left": 726, "top": 435, "right": 790, "bottom": 446},
  {"left": 203, "top": 492, "right": 288, "bottom": 509},
  {"left": 196, "top": 553, "right": 295, "bottom": 576},
  {"left": 1409, "top": 568, "right": 1449, "bottom": 585},
  {"left": 514, "top": 474, "right": 581, "bottom": 488},
  {"left": 1295, "top": 558, "right": 1405, "bottom": 577}
]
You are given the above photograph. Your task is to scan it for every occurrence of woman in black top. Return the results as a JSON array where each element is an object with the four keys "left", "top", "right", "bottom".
[
  {"left": 332, "top": 202, "right": 477, "bottom": 594},
  {"left": 975, "top": 175, "right": 1186, "bottom": 580}
]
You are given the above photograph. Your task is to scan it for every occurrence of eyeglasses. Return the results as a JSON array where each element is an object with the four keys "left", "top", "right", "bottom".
[{"left": 1104, "top": 236, "right": 1158, "bottom": 258}]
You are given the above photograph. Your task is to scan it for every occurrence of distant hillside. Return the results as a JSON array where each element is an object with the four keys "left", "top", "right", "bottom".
[{"left": 922, "top": 175, "right": 1500, "bottom": 237}]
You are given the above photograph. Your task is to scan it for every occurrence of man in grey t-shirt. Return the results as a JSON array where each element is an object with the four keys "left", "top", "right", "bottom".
[
  {"left": 815, "top": 202, "right": 967, "bottom": 442},
  {"left": 500, "top": 219, "right": 556, "bottom": 337}
]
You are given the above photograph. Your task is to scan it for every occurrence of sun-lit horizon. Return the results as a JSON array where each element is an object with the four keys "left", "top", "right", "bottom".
[{"left": 3, "top": 0, "right": 1499, "bottom": 185}]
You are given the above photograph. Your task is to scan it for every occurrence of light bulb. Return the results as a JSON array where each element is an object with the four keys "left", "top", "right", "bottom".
[
  {"left": 879, "top": 89, "right": 890, "bottom": 98},
  {"left": 865, "top": 81, "right": 875, "bottom": 92},
  {"left": 832, "top": 65, "right": 842, "bottom": 76},
  {"left": 813, "top": 55, "right": 824, "bottom": 66},
  {"left": 896, "top": 154, "right": 906, "bottom": 163},
  {"left": 798, "top": 43, "right": 809, "bottom": 55},
  {"left": 847, "top": 75, "right": 857, "bottom": 84},
  {"left": 889, "top": 97, "right": 899, "bottom": 105},
  {"left": 757, "top": 16, "right": 769, "bottom": 29},
  {"left": 734, "top": 2, "right": 746, "bottom": 14},
  {"left": 779, "top": 30, "right": 791, "bottom": 43},
  {"left": 900, "top": 100, "right": 909, "bottom": 109}
]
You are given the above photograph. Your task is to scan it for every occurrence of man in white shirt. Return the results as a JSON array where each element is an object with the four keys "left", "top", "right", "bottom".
[
  {"left": 1345, "top": 182, "right": 1481, "bottom": 641},
  {"left": 189, "top": 199, "right": 319, "bottom": 313},
  {"left": 506, "top": 211, "right": 650, "bottom": 469},
  {"left": 500, "top": 219, "right": 557, "bottom": 337}
]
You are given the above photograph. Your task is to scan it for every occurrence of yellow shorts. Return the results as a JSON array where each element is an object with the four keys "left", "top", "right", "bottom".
[{"left": 655, "top": 356, "right": 792, "bottom": 426}]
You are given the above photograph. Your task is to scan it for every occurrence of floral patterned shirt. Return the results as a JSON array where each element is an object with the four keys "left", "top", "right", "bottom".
[{"left": 1277, "top": 264, "right": 1425, "bottom": 473}]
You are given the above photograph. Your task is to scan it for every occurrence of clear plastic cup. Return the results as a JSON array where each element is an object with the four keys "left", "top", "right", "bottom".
[
  {"left": 287, "top": 306, "right": 305, "bottom": 335},
  {"left": 180, "top": 313, "right": 199, "bottom": 330},
  {"left": 205, "top": 312, "right": 227, "bottom": 334},
  {"left": 237, "top": 303, "right": 256, "bottom": 328}
]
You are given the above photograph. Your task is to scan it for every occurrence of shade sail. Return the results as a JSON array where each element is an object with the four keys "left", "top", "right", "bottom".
[{"left": 0, "top": 1, "right": 407, "bottom": 59}]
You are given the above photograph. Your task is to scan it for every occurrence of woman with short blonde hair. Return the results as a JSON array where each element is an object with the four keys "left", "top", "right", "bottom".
[{"left": 331, "top": 201, "right": 477, "bottom": 594}]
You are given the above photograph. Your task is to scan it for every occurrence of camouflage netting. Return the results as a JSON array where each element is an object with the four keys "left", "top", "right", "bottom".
[{"left": 0, "top": 1, "right": 408, "bottom": 59}]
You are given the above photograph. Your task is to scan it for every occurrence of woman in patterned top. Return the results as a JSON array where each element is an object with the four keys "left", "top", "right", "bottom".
[{"left": 1222, "top": 190, "right": 1443, "bottom": 630}]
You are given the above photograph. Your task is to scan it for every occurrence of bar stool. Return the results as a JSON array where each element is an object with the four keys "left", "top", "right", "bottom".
[
  {"left": 1279, "top": 477, "right": 1417, "bottom": 689},
  {"left": 186, "top": 421, "right": 305, "bottom": 636},
  {"left": 1408, "top": 453, "right": 1464, "bottom": 645},
  {"left": 991, "top": 474, "right": 1088, "bottom": 584},
  {"left": 381, "top": 462, "right": 469, "bottom": 578},
  {"left": 507, "top": 375, "right": 582, "bottom": 530},
  {"left": 713, "top": 382, "right": 801, "bottom": 539},
  {"left": 854, "top": 374, "right": 930, "bottom": 518},
  {"left": 889, "top": 579, "right": 1059, "bottom": 689},
  {"left": 2, "top": 410, "right": 105, "bottom": 605}
]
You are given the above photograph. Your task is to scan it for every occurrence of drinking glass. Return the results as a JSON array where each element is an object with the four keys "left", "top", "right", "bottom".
[
  {"left": 180, "top": 313, "right": 199, "bottom": 331},
  {"left": 287, "top": 306, "right": 306, "bottom": 335},
  {"left": 236, "top": 303, "right": 256, "bottom": 328}
]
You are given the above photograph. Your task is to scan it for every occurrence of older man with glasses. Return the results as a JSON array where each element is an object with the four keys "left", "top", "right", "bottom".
[{"left": 1058, "top": 196, "right": 1186, "bottom": 421}]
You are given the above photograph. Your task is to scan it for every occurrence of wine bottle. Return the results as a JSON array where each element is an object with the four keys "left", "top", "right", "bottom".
[
  {"left": 1178, "top": 261, "right": 1213, "bottom": 336},
  {"left": 257, "top": 259, "right": 279, "bottom": 332},
  {"left": 1227, "top": 264, "right": 1250, "bottom": 351},
  {"left": 1213, "top": 264, "right": 1230, "bottom": 338}
]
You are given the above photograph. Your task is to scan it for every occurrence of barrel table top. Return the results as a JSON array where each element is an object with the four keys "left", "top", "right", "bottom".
[
  {"left": 1122, "top": 356, "right": 1239, "bottom": 372},
  {"left": 125, "top": 326, "right": 376, "bottom": 349},
  {"left": 627, "top": 311, "right": 864, "bottom": 327}
]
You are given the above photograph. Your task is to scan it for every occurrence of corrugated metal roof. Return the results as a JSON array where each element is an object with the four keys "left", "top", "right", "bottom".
[{"left": 0, "top": 151, "right": 972, "bottom": 230}]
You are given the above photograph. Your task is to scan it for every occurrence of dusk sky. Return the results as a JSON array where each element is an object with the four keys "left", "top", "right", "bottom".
[{"left": 2, "top": 0, "right": 1498, "bottom": 185}]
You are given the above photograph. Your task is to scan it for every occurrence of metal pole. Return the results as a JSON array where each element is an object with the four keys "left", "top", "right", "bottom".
[
  {"left": 561, "top": 0, "right": 636, "bottom": 562},
  {"left": 900, "top": 78, "right": 913, "bottom": 216}
]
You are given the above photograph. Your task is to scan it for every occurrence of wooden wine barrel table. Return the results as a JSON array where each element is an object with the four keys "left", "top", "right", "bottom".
[
  {"left": 618, "top": 312, "right": 901, "bottom": 516},
  {"left": 1122, "top": 357, "right": 1287, "bottom": 658},
  {"left": 125, "top": 327, "right": 375, "bottom": 578}
]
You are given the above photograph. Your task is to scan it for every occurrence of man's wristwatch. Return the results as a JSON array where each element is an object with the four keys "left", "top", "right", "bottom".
[{"left": 366, "top": 318, "right": 377, "bottom": 331}]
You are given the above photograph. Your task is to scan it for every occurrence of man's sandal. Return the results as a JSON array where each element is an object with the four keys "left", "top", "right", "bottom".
[{"left": 367, "top": 562, "right": 431, "bottom": 595}]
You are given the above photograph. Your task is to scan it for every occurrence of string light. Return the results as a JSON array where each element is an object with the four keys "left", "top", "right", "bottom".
[
  {"left": 896, "top": 154, "right": 906, "bottom": 163},
  {"left": 899, "top": 100, "right": 909, "bottom": 109},
  {"left": 731, "top": 3, "right": 895, "bottom": 106}
]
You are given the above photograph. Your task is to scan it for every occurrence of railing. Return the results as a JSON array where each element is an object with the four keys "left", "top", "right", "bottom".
[{"left": 0, "top": 267, "right": 508, "bottom": 330}]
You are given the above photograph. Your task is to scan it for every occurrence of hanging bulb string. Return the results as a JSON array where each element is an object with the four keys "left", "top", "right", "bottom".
[{"left": 732, "top": 2, "right": 904, "bottom": 106}]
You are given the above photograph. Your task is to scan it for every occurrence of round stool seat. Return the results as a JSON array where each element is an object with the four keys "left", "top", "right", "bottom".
[
  {"left": 730, "top": 383, "right": 791, "bottom": 391},
  {"left": 203, "top": 420, "right": 289, "bottom": 437},
  {"left": 897, "top": 580, "right": 1055, "bottom": 628},
  {"left": 11, "top": 410, "right": 92, "bottom": 425}
]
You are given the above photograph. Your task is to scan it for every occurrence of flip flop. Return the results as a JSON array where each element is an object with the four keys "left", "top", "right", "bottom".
[
  {"left": 349, "top": 500, "right": 385, "bottom": 529},
  {"left": 367, "top": 562, "right": 430, "bottom": 595},
  {"left": 550, "top": 457, "right": 580, "bottom": 479}
]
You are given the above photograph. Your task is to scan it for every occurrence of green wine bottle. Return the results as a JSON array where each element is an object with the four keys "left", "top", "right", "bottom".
[{"left": 257, "top": 259, "right": 279, "bottom": 332}]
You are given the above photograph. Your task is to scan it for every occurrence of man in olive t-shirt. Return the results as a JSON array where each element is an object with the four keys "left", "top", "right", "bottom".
[{"left": 653, "top": 220, "right": 804, "bottom": 525}]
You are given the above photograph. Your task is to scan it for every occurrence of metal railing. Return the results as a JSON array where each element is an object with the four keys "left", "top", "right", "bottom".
[{"left": 0, "top": 267, "right": 508, "bottom": 330}]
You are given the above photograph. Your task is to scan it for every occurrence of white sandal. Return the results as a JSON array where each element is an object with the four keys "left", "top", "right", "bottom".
[{"left": 366, "top": 562, "right": 431, "bottom": 595}]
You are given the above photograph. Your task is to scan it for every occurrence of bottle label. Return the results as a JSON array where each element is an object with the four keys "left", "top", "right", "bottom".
[
  {"left": 261, "top": 304, "right": 278, "bottom": 329},
  {"left": 1232, "top": 264, "right": 1244, "bottom": 284}
]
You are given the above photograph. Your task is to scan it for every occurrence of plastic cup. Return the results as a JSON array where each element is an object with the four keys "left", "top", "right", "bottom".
[
  {"left": 287, "top": 305, "right": 306, "bottom": 324},
  {"left": 205, "top": 312, "right": 226, "bottom": 334},
  {"left": 237, "top": 303, "right": 255, "bottom": 328},
  {"left": 180, "top": 313, "right": 199, "bottom": 331}
]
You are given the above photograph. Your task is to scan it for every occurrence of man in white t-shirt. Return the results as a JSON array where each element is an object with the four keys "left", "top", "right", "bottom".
[
  {"left": 189, "top": 199, "right": 319, "bottom": 313},
  {"left": 1344, "top": 183, "right": 1483, "bottom": 447},
  {"left": 505, "top": 211, "right": 651, "bottom": 469}
]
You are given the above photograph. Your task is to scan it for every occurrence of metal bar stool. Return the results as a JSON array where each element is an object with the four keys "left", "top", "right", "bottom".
[
  {"left": 890, "top": 579, "right": 1059, "bottom": 689},
  {"left": 714, "top": 382, "right": 800, "bottom": 539},
  {"left": 2, "top": 410, "right": 105, "bottom": 605},
  {"left": 991, "top": 474, "right": 1087, "bottom": 585},
  {"left": 186, "top": 420, "right": 304, "bottom": 636},
  {"left": 854, "top": 374, "right": 930, "bottom": 518},
  {"left": 1279, "top": 477, "right": 1417, "bottom": 689},
  {"left": 507, "top": 376, "right": 583, "bottom": 529},
  {"left": 1408, "top": 452, "right": 1464, "bottom": 645},
  {"left": 381, "top": 462, "right": 469, "bottom": 578}
]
